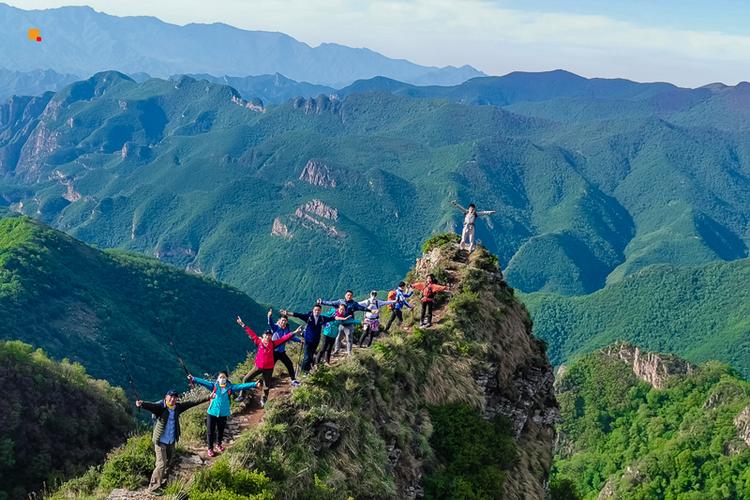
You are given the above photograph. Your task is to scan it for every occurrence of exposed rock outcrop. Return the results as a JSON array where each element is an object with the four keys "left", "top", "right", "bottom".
[
  {"left": 735, "top": 406, "right": 750, "bottom": 448},
  {"left": 271, "top": 217, "right": 292, "bottom": 239},
  {"left": 299, "top": 159, "right": 338, "bottom": 188},
  {"left": 602, "top": 342, "right": 694, "bottom": 389}
]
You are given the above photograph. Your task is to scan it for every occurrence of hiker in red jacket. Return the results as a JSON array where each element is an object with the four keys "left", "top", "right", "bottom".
[
  {"left": 411, "top": 275, "right": 449, "bottom": 327},
  {"left": 235, "top": 316, "right": 296, "bottom": 407}
]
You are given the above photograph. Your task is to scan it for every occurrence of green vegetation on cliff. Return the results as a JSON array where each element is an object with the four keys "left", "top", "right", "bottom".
[
  {"left": 552, "top": 346, "right": 750, "bottom": 499},
  {"left": 0, "top": 340, "right": 133, "bottom": 499}
]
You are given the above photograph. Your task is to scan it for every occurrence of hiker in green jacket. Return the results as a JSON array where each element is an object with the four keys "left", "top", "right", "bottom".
[
  {"left": 188, "top": 372, "right": 258, "bottom": 457},
  {"left": 136, "top": 390, "right": 209, "bottom": 495}
]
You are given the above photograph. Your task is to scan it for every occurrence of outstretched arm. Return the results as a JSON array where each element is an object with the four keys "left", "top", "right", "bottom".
[
  {"left": 179, "top": 394, "right": 211, "bottom": 410},
  {"left": 137, "top": 400, "right": 163, "bottom": 414},
  {"left": 273, "top": 332, "right": 296, "bottom": 347},
  {"left": 237, "top": 317, "right": 261, "bottom": 346},
  {"left": 477, "top": 210, "right": 496, "bottom": 216},
  {"left": 231, "top": 381, "right": 258, "bottom": 391},
  {"left": 451, "top": 200, "right": 468, "bottom": 213},
  {"left": 190, "top": 376, "right": 214, "bottom": 391}
]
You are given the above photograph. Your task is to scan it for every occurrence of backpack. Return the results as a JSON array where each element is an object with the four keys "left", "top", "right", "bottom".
[
  {"left": 211, "top": 382, "right": 232, "bottom": 399},
  {"left": 387, "top": 290, "right": 397, "bottom": 310}
]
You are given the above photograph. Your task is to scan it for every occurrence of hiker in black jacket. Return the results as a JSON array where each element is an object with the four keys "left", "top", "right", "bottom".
[
  {"left": 136, "top": 390, "right": 209, "bottom": 495},
  {"left": 280, "top": 304, "right": 335, "bottom": 375}
]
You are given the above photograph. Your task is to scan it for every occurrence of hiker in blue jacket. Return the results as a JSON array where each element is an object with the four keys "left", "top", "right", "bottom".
[
  {"left": 384, "top": 282, "right": 414, "bottom": 333},
  {"left": 188, "top": 372, "right": 258, "bottom": 457},
  {"left": 319, "top": 290, "right": 368, "bottom": 356},
  {"left": 267, "top": 308, "right": 303, "bottom": 387},
  {"left": 280, "top": 304, "right": 336, "bottom": 375}
]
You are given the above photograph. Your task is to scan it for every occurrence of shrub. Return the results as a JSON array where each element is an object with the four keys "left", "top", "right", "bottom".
[
  {"left": 190, "top": 458, "right": 274, "bottom": 499},
  {"left": 424, "top": 404, "right": 517, "bottom": 499},
  {"left": 99, "top": 434, "right": 155, "bottom": 491},
  {"left": 422, "top": 233, "right": 460, "bottom": 254}
]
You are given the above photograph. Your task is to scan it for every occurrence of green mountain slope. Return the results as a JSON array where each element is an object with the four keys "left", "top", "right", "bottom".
[
  {"left": 0, "top": 215, "right": 266, "bottom": 398},
  {"left": 552, "top": 344, "right": 750, "bottom": 499},
  {"left": 523, "top": 258, "right": 750, "bottom": 377},
  {"left": 0, "top": 340, "right": 133, "bottom": 499},
  {"left": 53, "top": 239, "right": 558, "bottom": 500},
  {"left": 0, "top": 71, "right": 749, "bottom": 307}
]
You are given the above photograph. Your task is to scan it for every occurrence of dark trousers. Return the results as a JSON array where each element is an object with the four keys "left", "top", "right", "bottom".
[
  {"left": 384, "top": 309, "right": 403, "bottom": 332},
  {"left": 317, "top": 336, "right": 336, "bottom": 364},
  {"left": 420, "top": 301, "right": 434, "bottom": 325},
  {"left": 243, "top": 367, "right": 274, "bottom": 401},
  {"left": 274, "top": 351, "right": 296, "bottom": 380},
  {"left": 206, "top": 414, "right": 227, "bottom": 448},
  {"left": 360, "top": 323, "right": 378, "bottom": 347},
  {"left": 301, "top": 339, "right": 319, "bottom": 374}
]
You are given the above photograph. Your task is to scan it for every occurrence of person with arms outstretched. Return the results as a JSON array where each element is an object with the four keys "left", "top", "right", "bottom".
[
  {"left": 267, "top": 308, "right": 303, "bottom": 386},
  {"left": 451, "top": 200, "right": 495, "bottom": 252},
  {"left": 235, "top": 317, "right": 296, "bottom": 407},
  {"left": 280, "top": 304, "right": 336, "bottom": 375},
  {"left": 318, "top": 304, "right": 353, "bottom": 363},
  {"left": 188, "top": 371, "right": 258, "bottom": 457},
  {"left": 319, "top": 290, "right": 368, "bottom": 356},
  {"left": 136, "top": 389, "right": 209, "bottom": 495},
  {"left": 411, "top": 275, "right": 450, "bottom": 327},
  {"left": 383, "top": 282, "right": 414, "bottom": 333},
  {"left": 358, "top": 290, "right": 397, "bottom": 347}
]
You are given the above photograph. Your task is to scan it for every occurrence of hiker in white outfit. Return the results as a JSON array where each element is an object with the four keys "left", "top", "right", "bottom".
[{"left": 451, "top": 200, "right": 496, "bottom": 252}]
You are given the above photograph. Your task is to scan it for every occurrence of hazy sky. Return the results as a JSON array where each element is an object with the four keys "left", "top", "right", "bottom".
[{"left": 6, "top": 0, "right": 750, "bottom": 86}]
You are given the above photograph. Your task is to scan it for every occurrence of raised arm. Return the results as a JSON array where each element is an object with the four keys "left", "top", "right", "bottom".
[
  {"left": 451, "top": 200, "right": 468, "bottom": 213},
  {"left": 320, "top": 299, "right": 340, "bottom": 307},
  {"left": 289, "top": 311, "right": 310, "bottom": 322},
  {"left": 138, "top": 400, "right": 163, "bottom": 414},
  {"left": 267, "top": 309, "right": 276, "bottom": 331},
  {"left": 273, "top": 332, "right": 296, "bottom": 347},
  {"left": 477, "top": 209, "right": 496, "bottom": 216},
  {"left": 190, "top": 376, "right": 214, "bottom": 391}
]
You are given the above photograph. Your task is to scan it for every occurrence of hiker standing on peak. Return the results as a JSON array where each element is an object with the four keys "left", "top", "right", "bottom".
[
  {"left": 319, "top": 290, "right": 368, "bottom": 356},
  {"left": 317, "top": 304, "right": 353, "bottom": 363},
  {"left": 267, "top": 308, "right": 303, "bottom": 386},
  {"left": 451, "top": 200, "right": 495, "bottom": 252},
  {"left": 358, "top": 290, "right": 397, "bottom": 347},
  {"left": 383, "top": 281, "right": 414, "bottom": 333},
  {"left": 136, "top": 390, "right": 209, "bottom": 495},
  {"left": 188, "top": 372, "right": 258, "bottom": 457},
  {"left": 281, "top": 304, "right": 336, "bottom": 375},
  {"left": 235, "top": 317, "right": 297, "bottom": 407},
  {"left": 411, "top": 275, "right": 450, "bottom": 328}
]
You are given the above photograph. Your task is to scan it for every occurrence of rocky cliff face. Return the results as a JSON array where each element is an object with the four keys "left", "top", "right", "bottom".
[
  {"left": 602, "top": 342, "right": 694, "bottom": 389},
  {"left": 216, "top": 240, "right": 558, "bottom": 499}
]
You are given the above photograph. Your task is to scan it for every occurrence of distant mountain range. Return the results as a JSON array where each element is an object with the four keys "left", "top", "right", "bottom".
[{"left": 0, "top": 2, "right": 483, "bottom": 87}]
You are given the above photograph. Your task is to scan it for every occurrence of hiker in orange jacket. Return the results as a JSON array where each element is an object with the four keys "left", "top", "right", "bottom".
[{"left": 411, "top": 275, "right": 449, "bottom": 327}]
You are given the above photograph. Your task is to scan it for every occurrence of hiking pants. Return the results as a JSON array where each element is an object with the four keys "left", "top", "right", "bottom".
[
  {"left": 460, "top": 223, "right": 475, "bottom": 251},
  {"left": 149, "top": 442, "right": 175, "bottom": 491},
  {"left": 243, "top": 367, "right": 274, "bottom": 401},
  {"left": 302, "top": 339, "right": 319, "bottom": 374},
  {"left": 360, "top": 322, "right": 378, "bottom": 347},
  {"left": 420, "top": 301, "right": 434, "bottom": 325},
  {"left": 384, "top": 309, "right": 403, "bottom": 332},
  {"left": 334, "top": 324, "right": 354, "bottom": 355},
  {"left": 317, "top": 336, "right": 336, "bottom": 365},
  {"left": 206, "top": 414, "right": 228, "bottom": 449},
  {"left": 274, "top": 351, "right": 296, "bottom": 380}
]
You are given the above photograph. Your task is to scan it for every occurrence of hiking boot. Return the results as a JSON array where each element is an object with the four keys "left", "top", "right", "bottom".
[
  {"left": 207, "top": 448, "right": 216, "bottom": 458},
  {"left": 217, "top": 444, "right": 225, "bottom": 452},
  {"left": 260, "top": 397, "right": 267, "bottom": 408},
  {"left": 149, "top": 487, "right": 164, "bottom": 496},
  {"left": 291, "top": 380, "right": 301, "bottom": 387}
]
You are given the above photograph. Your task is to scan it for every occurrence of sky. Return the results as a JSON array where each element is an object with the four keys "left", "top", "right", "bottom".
[{"left": 6, "top": 0, "right": 750, "bottom": 87}]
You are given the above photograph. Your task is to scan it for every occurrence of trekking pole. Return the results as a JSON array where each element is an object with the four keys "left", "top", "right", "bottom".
[
  {"left": 120, "top": 354, "right": 141, "bottom": 413},
  {"left": 169, "top": 336, "right": 194, "bottom": 388}
]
